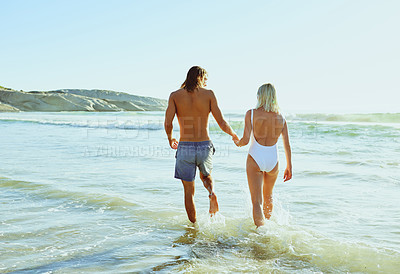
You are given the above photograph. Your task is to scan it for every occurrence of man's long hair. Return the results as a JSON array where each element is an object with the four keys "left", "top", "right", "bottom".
[{"left": 181, "top": 66, "right": 208, "bottom": 92}]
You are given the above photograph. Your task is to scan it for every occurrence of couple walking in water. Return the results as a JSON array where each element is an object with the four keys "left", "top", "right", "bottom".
[{"left": 164, "top": 66, "right": 292, "bottom": 227}]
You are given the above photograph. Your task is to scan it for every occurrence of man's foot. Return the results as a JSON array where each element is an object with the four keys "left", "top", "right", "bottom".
[{"left": 209, "top": 193, "right": 219, "bottom": 216}]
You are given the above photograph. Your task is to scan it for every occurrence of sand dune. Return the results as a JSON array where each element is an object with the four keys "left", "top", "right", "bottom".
[
  {"left": 0, "top": 101, "right": 19, "bottom": 112},
  {"left": 0, "top": 88, "right": 167, "bottom": 112}
]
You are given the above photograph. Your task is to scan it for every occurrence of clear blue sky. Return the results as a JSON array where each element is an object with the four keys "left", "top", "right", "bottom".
[{"left": 1, "top": 0, "right": 399, "bottom": 113}]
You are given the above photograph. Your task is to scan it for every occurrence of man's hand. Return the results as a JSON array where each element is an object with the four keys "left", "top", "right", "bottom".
[
  {"left": 283, "top": 167, "right": 292, "bottom": 182},
  {"left": 232, "top": 134, "right": 239, "bottom": 143},
  {"left": 232, "top": 134, "right": 240, "bottom": 147},
  {"left": 169, "top": 138, "right": 178, "bottom": 149}
]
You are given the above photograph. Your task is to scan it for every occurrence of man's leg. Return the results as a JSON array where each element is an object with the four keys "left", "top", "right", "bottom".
[
  {"left": 200, "top": 172, "right": 219, "bottom": 215},
  {"left": 182, "top": 180, "right": 196, "bottom": 223}
]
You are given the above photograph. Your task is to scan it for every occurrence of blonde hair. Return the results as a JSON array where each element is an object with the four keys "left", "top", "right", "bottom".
[{"left": 256, "top": 83, "right": 280, "bottom": 113}]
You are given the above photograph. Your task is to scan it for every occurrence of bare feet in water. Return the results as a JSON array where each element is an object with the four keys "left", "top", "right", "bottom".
[{"left": 209, "top": 193, "right": 219, "bottom": 216}]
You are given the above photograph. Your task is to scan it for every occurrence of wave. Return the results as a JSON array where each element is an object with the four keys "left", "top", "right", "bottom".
[
  {"left": 219, "top": 112, "right": 400, "bottom": 125},
  {"left": 2, "top": 112, "right": 399, "bottom": 133},
  {"left": 288, "top": 113, "right": 400, "bottom": 124},
  {"left": 0, "top": 117, "right": 165, "bottom": 130},
  {"left": 0, "top": 117, "right": 235, "bottom": 132},
  {"left": 2, "top": 174, "right": 399, "bottom": 273},
  {"left": 288, "top": 120, "right": 400, "bottom": 139},
  {"left": 0, "top": 177, "right": 137, "bottom": 212},
  {"left": 165, "top": 212, "right": 400, "bottom": 273}
]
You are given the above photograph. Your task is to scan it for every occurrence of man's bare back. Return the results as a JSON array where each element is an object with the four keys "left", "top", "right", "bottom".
[
  {"left": 165, "top": 87, "right": 234, "bottom": 145},
  {"left": 169, "top": 87, "right": 215, "bottom": 141}
]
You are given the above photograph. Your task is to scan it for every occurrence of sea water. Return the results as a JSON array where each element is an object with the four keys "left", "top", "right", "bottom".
[{"left": 0, "top": 111, "right": 399, "bottom": 273}]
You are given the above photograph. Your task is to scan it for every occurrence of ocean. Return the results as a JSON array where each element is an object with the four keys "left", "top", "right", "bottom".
[{"left": 0, "top": 111, "right": 399, "bottom": 273}]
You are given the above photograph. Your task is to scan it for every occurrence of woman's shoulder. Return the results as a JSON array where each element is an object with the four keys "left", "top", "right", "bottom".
[
  {"left": 265, "top": 111, "right": 286, "bottom": 124},
  {"left": 276, "top": 112, "right": 286, "bottom": 124},
  {"left": 243, "top": 109, "right": 253, "bottom": 116}
]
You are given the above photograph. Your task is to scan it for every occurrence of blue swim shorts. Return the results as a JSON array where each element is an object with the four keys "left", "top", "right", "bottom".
[{"left": 174, "top": 140, "right": 215, "bottom": 182}]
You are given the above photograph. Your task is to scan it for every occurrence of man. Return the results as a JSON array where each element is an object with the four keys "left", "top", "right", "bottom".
[{"left": 164, "top": 66, "right": 238, "bottom": 223}]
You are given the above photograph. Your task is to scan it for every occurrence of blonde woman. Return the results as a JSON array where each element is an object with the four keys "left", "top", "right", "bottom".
[{"left": 234, "top": 83, "right": 292, "bottom": 227}]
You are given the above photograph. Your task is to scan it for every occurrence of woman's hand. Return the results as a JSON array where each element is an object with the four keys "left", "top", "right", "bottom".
[{"left": 283, "top": 167, "right": 292, "bottom": 182}]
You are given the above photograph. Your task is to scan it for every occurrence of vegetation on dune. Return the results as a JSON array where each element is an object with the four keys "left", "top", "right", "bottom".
[{"left": 0, "top": 85, "right": 13, "bottom": 90}]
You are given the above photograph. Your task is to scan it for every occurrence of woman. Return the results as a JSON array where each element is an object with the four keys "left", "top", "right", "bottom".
[{"left": 234, "top": 83, "right": 292, "bottom": 227}]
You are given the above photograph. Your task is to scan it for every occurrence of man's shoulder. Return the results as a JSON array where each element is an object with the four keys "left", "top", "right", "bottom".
[
  {"left": 198, "top": 88, "right": 215, "bottom": 98},
  {"left": 200, "top": 87, "right": 213, "bottom": 93},
  {"left": 169, "top": 88, "right": 184, "bottom": 98},
  {"left": 172, "top": 88, "right": 214, "bottom": 96}
]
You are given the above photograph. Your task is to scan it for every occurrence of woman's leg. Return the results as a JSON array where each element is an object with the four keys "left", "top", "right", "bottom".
[
  {"left": 263, "top": 162, "right": 279, "bottom": 219},
  {"left": 246, "top": 155, "right": 264, "bottom": 227}
]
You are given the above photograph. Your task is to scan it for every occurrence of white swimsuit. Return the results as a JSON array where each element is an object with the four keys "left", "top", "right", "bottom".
[{"left": 248, "top": 109, "right": 280, "bottom": 172}]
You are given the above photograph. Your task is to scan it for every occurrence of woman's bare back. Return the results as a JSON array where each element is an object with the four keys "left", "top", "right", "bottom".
[{"left": 252, "top": 108, "right": 285, "bottom": 146}]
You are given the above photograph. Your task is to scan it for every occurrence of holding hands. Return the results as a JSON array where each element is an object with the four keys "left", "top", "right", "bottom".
[{"left": 232, "top": 134, "right": 240, "bottom": 146}]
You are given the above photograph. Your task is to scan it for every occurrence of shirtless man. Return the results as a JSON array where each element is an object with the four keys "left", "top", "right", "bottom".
[{"left": 164, "top": 66, "right": 238, "bottom": 223}]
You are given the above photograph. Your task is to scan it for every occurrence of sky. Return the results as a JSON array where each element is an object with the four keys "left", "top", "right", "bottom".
[{"left": 1, "top": 0, "right": 399, "bottom": 113}]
